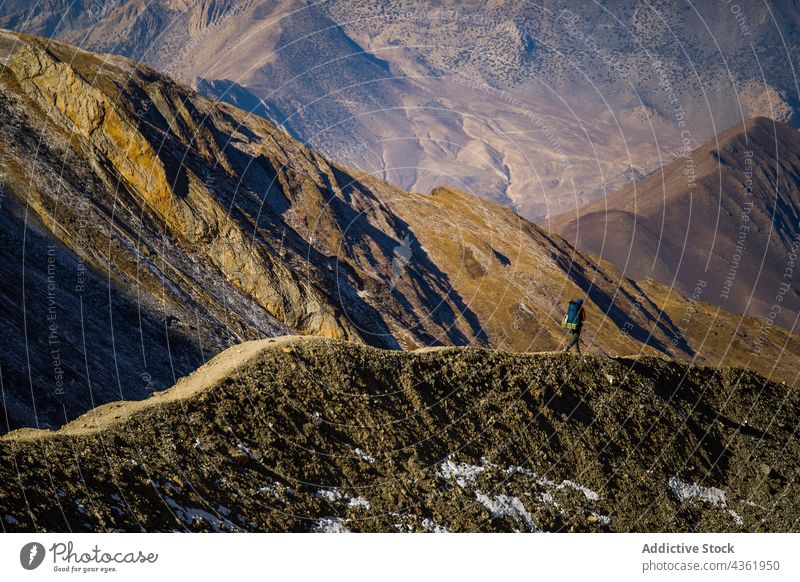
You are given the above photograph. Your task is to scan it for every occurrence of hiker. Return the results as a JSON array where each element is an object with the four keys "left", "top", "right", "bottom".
[{"left": 562, "top": 299, "right": 585, "bottom": 354}]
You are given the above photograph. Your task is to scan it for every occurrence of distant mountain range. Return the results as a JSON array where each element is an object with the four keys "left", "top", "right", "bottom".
[
  {"left": 551, "top": 117, "right": 800, "bottom": 330},
  {"left": 1, "top": 31, "right": 797, "bottom": 432},
  {"left": 2, "top": 0, "right": 798, "bottom": 220}
]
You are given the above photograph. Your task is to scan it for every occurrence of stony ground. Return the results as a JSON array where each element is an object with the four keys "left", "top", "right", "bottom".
[{"left": 1, "top": 336, "right": 798, "bottom": 533}]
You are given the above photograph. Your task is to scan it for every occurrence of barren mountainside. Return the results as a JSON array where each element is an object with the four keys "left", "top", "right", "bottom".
[
  {"left": 0, "top": 19, "right": 798, "bottom": 538},
  {"left": 551, "top": 117, "right": 800, "bottom": 330},
  {"left": 3, "top": 1, "right": 799, "bottom": 219},
  {"left": 0, "top": 31, "right": 798, "bottom": 434},
  {"left": 2, "top": 336, "right": 798, "bottom": 533}
]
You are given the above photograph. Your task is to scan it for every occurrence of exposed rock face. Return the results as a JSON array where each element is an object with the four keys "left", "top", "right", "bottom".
[
  {"left": 0, "top": 31, "right": 376, "bottom": 430},
  {"left": 8, "top": 37, "right": 354, "bottom": 338},
  {"left": 187, "top": 0, "right": 235, "bottom": 37},
  {"left": 2, "top": 336, "right": 798, "bottom": 532},
  {"left": 0, "top": 32, "right": 797, "bottom": 434}
]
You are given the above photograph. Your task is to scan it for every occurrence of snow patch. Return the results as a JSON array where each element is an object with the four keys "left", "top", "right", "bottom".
[
  {"left": 590, "top": 511, "right": 612, "bottom": 526},
  {"left": 315, "top": 517, "right": 349, "bottom": 533},
  {"left": 728, "top": 510, "right": 744, "bottom": 525},
  {"left": 257, "top": 482, "right": 288, "bottom": 503},
  {"left": 668, "top": 477, "right": 727, "bottom": 505},
  {"left": 438, "top": 459, "right": 487, "bottom": 487},
  {"left": 668, "top": 477, "right": 744, "bottom": 526},
  {"left": 314, "top": 487, "right": 370, "bottom": 511},
  {"left": 475, "top": 492, "right": 540, "bottom": 532},
  {"left": 537, "top": 491, "right": 562, "bottom": 512},
  {"left": 354, "top": 448, "right": 376, "bottom": 463},
  {"left": 348, "top": 496, "right": 371, "bottom": 510},
  {"left": 314, "top": 488, "right": 342, "bottom": 502},
  {"left": 505, "top": 465, "right": 600, "bottom": 501},
  {"left": 559, "top": 480, "right": 600, "bottom": 502},
  {"left": 389, "top": 512, "right": 415, "bottom": 532},
  {"left": 422, "top": 518, "right": 449, "bottom": 533},
  {"left": 164, "top": 496, "right": 235, "bottom": 532}
]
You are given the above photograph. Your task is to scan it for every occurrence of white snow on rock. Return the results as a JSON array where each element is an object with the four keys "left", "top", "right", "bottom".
[
  {"left": 559, "top": 480, "right": 600, "bottom": 502},
  {"left": 348, "top": 496, "right": 371, "bottom": 510},
  {"left": 590, "top": 511, "right": 612, "bottom": 526},
  {"left": 315, "top": 517, "right": 349, "bottom": 533},
  {"left": 438, "top": 459, "right": 487, "bottom": 488},
  {"left": 537, "top": 491, "right": 561, "bottom": 511},
  {"left": 4, "top": 514, "right": 18, "bottom": 525},
  {"left": 475, "top": 492, "right": 540, "bottom": 532},
  {"left": 539, "top": 492, "right": 555, "bottom": 504},
  {"left": 163, "top": 496, "right": 235, "bottom": 532},
  {"left": 667, "top": 477, "right": 744, "bottom": 526},
  {"left": 421, "top": 518, "right": 450, "bottom": 533},
  {"left": 668, "top": 477, "right": 727, "bottom": 505},
  {"left": 437, "top": 457, "right": 603, "bottom": 525},
  {"left": 257, "top": 482, "right": 288, "bottom": 503},
  {"left": 504, "top": 465, "right": 600, "bottom": 501},
  {"left": 389, "top": 512, "right": 415, "bottom": 532},
  {"left": 728, "top": 510, "right": 744, "bottom": 525},
  {"left": 314, "top": 488, "right": 371, "bottom": 511},
  {"left": 503, "top": 464, "right": 534, "bottom": 477},
  {"left": 314, "top": 488, "right": 343, "bottom": 502},
  {"left": 354, "top": 448, "right": 376, "bottom": 463}
]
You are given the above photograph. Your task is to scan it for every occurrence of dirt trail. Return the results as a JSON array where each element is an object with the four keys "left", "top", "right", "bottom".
[{"left": 2, "top": 336, "right": 305, "bottom": 441}]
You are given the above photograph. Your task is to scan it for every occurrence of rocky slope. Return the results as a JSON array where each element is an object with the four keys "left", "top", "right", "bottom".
[
  {"left": 2, "top": 1, "right": 799, "bottom": 220},
  {"left": 551, "top": 117, "right": 800, "bottom": 330},
  {"left": 0, "top": 31, "right": 798, "bottom": 433},
  {"left": 2, "top": 336, "right": 798, "bottom": 533}
]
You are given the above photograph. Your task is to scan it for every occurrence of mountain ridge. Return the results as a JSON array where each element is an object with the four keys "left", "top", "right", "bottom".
[
  {"left": 2, "top": 335, "right": 798, "bottom": 533},
  {"left": 550, "top": 116, "right": 800, "bottom": 330},
  {"left": 0, "top": 30, "right": 797, "bottom": 436},
  {"left": 4, "top": 1, "right": 800, "bottom": 220}
]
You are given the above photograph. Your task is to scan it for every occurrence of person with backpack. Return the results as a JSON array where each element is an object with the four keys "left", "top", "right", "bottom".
[{"left": 562, "top": 299, "right": 586, "bottom": 354}]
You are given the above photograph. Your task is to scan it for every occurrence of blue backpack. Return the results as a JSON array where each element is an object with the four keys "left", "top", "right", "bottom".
[{"left": 562, "top": 300, "right": 582, "bottom": 330}]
